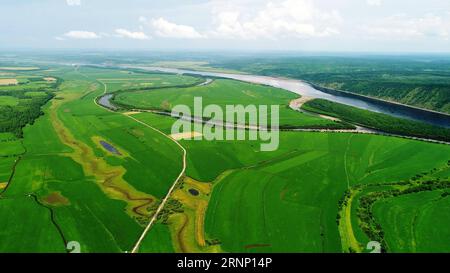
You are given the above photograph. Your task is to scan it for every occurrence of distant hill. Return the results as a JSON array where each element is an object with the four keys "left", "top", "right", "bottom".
[{"left": 212, "top": 55, "right": 450, "bottom": 114}]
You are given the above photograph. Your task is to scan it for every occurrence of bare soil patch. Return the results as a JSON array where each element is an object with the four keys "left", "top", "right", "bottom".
[
  {"left": 43, "top": 77, "right": 57, "bottom": 82},
  {"left": 0, "top": 79, "right": 18, "bottom": 86},
  {"left": 170, "top": 131, "right": 203, "bottom": 140},
  {"left": 289, "top": 96, "right": 313, "bottom": 110},
  {"left": 42, "top": 192, "right": 70, "bottom": 206}
]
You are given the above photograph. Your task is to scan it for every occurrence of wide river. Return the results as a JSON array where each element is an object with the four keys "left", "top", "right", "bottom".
[{"left": 121, "top": 66, "right": 450, "bottom": 128}]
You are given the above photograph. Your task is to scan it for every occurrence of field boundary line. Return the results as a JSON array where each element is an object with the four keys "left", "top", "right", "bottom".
[{"left": 126, "top": 114, "right": 187, "bottom": 253}]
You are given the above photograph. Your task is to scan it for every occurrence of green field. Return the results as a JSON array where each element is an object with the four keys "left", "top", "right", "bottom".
[
  {"left": 0, "top": 63, "right": 448, "bottom": 253},
  {"left": 0, "top": 66, "right": 188, "bottom": 252},
  {"left": 0, "top": 96, "right": 19, "bottom": 106},
  {"left": 80, "top": 67, "right": 201, "bottom": 93},
  {"left": 129, "top": 111, "right": 450, "bottom": 253},
  {"left": 198, "top": 133, "right": 450, "bottom": 252},
  {"left": 373, "top": 190, "right": 450, "bottom": 252},
  {"left": 114, "top": 79, "right": 349, "bottom": 129}
]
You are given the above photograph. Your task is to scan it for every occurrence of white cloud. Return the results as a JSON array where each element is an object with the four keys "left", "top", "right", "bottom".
[
  {"left": 115, "top": 28, "right": 150, "bottom": 40},
  {"left": 151, "top": 18, "right": 204, "bottom": 39},
  {"left": 138, "top": 0, "right": 340, "bottom": 41},
  {"left": 63, "top": 30, "right": 100, "bottom": 39},
  {"left": 362, "top": 13, "right": 450, "bottom": 40},
  {"left": 209, "top": 0, "right": 341, "bottom": 39},
  {"left": 66, "top": 0, "right": 81, "bottom": 6},
  {"left": 366, "top": 0, "right": 381, "bottom": 6}
]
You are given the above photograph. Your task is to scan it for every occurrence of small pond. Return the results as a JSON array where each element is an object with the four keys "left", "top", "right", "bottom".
[
  {"left": 100, "top": 140, "right": 122, "bottom": 156},
  {"left": 188, "top": 188, "right": 199, "bottom": 196}
]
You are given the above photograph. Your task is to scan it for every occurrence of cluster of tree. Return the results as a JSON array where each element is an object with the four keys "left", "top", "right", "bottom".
[
  {"left": 0, "top": 77, "right": 62, "bottom": 138},
  {"left": 0, "top": 93, "right": 53, "bottom": 138},
  {"left": 302, "top": 99, "right": 450, "bottom": 142},
  {"left": 156, "top": 199, "right": 184, "bottom": 225},
  {"left": 357, "top": 193, "right": 388, "bottom": 252}
]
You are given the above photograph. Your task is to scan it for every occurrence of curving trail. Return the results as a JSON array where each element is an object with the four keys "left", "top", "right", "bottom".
[
  {"left": 94, "top": 79, "right": 187, "bottom": 253},
  {"left": 93, "top": 69, "right": 449, "bottom": 253}
]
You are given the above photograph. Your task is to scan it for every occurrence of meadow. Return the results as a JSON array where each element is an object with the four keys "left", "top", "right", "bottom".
[
  {"left": 0, "top": 62, "right": 448, "bottom": 254},
  {"left": 130, "top": 111, "right": 450, "bottom": 253},
  {"left": 79, "top": 66, "right": 201, "bottom": 92},
  {"left": 198, "top": 133, "right": 450, "bottom": 252},
  {"left": 373, "top": 190, "right": 450, "bottom": 252},
  {"left": 114, "top": 79, "right": 349, "bottom": 129},
  {"left": 0, "top": 66, "right": 192, "bottom": 252}
]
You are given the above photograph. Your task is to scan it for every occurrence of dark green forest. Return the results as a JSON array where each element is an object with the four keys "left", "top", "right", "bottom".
[
  {"left": 302, "top": 98, "right": 450, "bottom": 142},
  {"left": 0, "top": 78, "right": 60, "bottom": 137}
]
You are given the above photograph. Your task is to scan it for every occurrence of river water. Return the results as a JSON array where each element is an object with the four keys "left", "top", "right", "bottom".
[
  {"left": 97, "top": 94, "right": 117, "bottom": 110},
  {"left": 126, "top": 66, "right": 450, "bottom": 128}
]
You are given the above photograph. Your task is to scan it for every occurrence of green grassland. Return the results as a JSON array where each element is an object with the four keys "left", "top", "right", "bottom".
[
  {"left": 79, "top": 66, "right": 201, "bottom": 93},
  {"left": 0, "top": 157, "right": 16, "bottom": 183},
  {"left": 0, "top": 75, "right": 56, "bottom": 137},
  {"left": 200, "top": 133, "right": 450, "bottom": 253},
  {"left": 114, "top": 79, "right": 348, "bottom": 129},
  {"left": 0, "top": 133, "right": 24, "bottom": 188},
  {"left": 373, "top": 190, "right": 450, "bottom": 252},
  {"left": 0, "top": 139, "right": 25, "bottom": 156},
  {"left": 0, "top": 66, "right": 192, "bottom": 252},
  {"left": 130, "top": 111, "right": 450, "bottom": 253},
  {"left": 0, "top": 63, "right": 449, "bottom": 253},
  {"left": 0, "top": 96, "right": 19, "bottom": 106},
  {"left": 0, "top": 196, "right": 67, "bottom": 253},
  {"left": 336, "top": 176, "right": 450, "bottom": 253}
]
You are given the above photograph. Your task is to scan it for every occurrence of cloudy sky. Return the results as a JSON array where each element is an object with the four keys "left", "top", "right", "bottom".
[{"left": 1, "top": 0, "right": 450, "bottom": 52}]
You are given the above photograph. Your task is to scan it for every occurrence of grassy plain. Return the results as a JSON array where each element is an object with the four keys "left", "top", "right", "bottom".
[
  {"left": 79, "top": 67, "right": 200, "bottom": 93},
  {"left": 0, "top": 62, "right": 449, "bottom": 254},
  {"left": 201, "top": 133, "right": 450, "bottom": 252},
  {"left": 130, "top": 111, "right": 450, "bottom": 253},
  {"left": 373, "top": 190, "right": 450, "bottom": 252},
  {"left": 114, "top": 79, "right": 348, "bottom": 129},
  {"left": 0, "top": 66, "right": 190, "bottom": 252}
]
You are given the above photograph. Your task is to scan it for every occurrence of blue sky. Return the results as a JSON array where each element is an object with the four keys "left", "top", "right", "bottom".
[{"left": 1, "top": 0, "right": 450, "bottom": 52}]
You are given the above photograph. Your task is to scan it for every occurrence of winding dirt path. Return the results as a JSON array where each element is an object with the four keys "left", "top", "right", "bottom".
[
  {"left": 92, "top": 69, "right": 449, "bottom": 254},
  {"left": 94, "top": 79, "right": 187, "bottom": 253}
]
